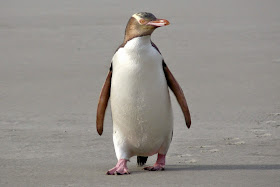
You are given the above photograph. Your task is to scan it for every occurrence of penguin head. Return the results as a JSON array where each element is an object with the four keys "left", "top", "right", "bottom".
[
  {"left": 132, "top": 12, "right": 170, "bottom": 28},
  {"left": 124, "top": 12, "right": 170, "bottom": 41}
]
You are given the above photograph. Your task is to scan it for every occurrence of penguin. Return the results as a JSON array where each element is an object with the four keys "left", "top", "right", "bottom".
[{"left": 96, "top": 12, "right": 191, "bottom": 175}]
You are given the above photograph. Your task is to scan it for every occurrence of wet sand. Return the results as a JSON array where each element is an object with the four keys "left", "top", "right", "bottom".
[{"left": 1, "top": 0, "right": 280, "bottom": 186}]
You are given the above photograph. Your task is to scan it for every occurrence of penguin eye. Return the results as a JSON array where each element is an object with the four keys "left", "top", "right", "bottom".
[{"left": 139, "top": 19, "right": 146, "bottom": 25}]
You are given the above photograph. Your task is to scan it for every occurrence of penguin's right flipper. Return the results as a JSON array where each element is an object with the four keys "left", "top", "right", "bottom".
[
  {"left": 162, "top": 61, "right": 191, "bottom": 128},
  {"left": 96, "top": 65, "right": 112, "bottom": 135}
]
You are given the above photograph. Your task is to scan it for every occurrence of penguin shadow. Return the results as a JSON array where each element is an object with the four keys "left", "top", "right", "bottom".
[{"left": 166, "top": 164, "right": 280, "bottom": 171}]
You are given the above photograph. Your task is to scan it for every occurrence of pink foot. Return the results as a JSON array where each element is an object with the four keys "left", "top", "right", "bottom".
[
  {"left": 106, "top": 159, "right": 130, "bottom": 175},
  {"left": 144, "top": 154, "right": 165, "bottom": 171}
]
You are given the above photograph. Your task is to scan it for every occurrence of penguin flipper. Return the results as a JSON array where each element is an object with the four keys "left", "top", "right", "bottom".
[
  {"left": 96, "top": 67, "right": 112, "bottom": 135},
  {"left": 162, "top": 61, "right": 191, "bottom": 128}
]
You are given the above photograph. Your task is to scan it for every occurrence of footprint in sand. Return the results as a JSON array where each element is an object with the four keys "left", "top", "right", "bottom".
[
  {"left": 199, "top": 146, "right": 219, "bottom": 153},
  {"left": 265, "top": 120, "right": 280, "bottom": 128},
  {"left": 227, "top": 141, "right": 245, "bottom": 145},
  {"left": 257, "top": 133, "right": 272, "bottom": 137},
  {"left": 209, "top": 149, "right": 219, "bottom": 153},
  {"left": 250, "top": 129, "right": 265, "bottom": 134},
  {"left": 250, "top": 129, "right": 272, "bottom": 138},
  {"left": 177, "top": 154, "right": 197, "bottom": 164},
  {"left": 270, "top": 113, "right": 280, "bottom": 116},
  {"left": 185, "top": 159, "right": 197, "bottom": 164},
  {"left": 264, "top": 113, "right": 280, "bottom": 128},
  {"left": 178, "top": 154, "right": 192, "bottom": 157},
  {"left": 224, "top": 137, "right": 245, "bottom": 145}
]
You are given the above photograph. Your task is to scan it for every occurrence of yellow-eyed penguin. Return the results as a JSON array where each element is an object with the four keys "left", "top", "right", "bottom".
[{"left": 96, "top": 12, "right": 191, "bottom": 175}]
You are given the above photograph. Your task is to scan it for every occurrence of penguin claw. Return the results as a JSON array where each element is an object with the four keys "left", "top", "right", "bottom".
[
  {"left": 143, "top": 166, "right": 151, "bottom": 170},
  {"left": 116, "top": 171, "right": 130, "bottom": 175},
  {"left": 106, "top": 159, "right": 130, "bottom": 175},
  {"left": 107, "top": 168, "right": 130, "bottom": 175},
  {"left": 143, "top": 165, "right": 165, "bottom": 171},
  {"left": 143, "top": 154, "right": 166, "bottom": 171},
  {"left": 106, "top": 171, "right": 114, "bottom": 175}
]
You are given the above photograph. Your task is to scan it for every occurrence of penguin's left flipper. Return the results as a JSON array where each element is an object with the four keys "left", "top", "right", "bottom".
[
  {"left": 162, "top": 61, "right": 191, "bottom": 128},
  {"left": 96, "top": 65, "right": 112, "bottom": 135}
]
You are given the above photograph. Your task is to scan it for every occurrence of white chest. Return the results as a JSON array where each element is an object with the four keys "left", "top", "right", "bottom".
[{"left": 111, "top": 36, "right": 167, "bottom": 105}]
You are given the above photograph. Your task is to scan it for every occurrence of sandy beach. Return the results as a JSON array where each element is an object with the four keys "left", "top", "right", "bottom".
[{"left": 1, "top": 0, "right": 280, "bottom": 186}]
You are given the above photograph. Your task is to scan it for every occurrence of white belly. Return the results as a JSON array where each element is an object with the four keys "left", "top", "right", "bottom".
[{"left": 110, "top": 36, "right": 173, "bottom": 159}]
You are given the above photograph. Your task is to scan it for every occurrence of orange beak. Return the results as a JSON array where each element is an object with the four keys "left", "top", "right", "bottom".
[{"left": 147, "top": 19, "right": 170, "bottom": 27}]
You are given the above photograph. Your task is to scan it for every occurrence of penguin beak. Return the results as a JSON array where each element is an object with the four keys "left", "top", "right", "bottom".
[{"left": 147, "top": 19, "right": 170, "bottom": 27}]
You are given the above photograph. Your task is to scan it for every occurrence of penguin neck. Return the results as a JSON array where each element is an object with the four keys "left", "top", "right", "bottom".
[
  {"left": 123, "top": 35, "right": 152, "bottom": 50},
  {"left": 123, "top": 17, "right": 155, "bottom": 46}
]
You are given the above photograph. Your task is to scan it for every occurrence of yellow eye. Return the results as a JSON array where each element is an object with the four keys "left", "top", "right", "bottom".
[{"left": 139, "top": 19, "right": 146, "bottom": 25}]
